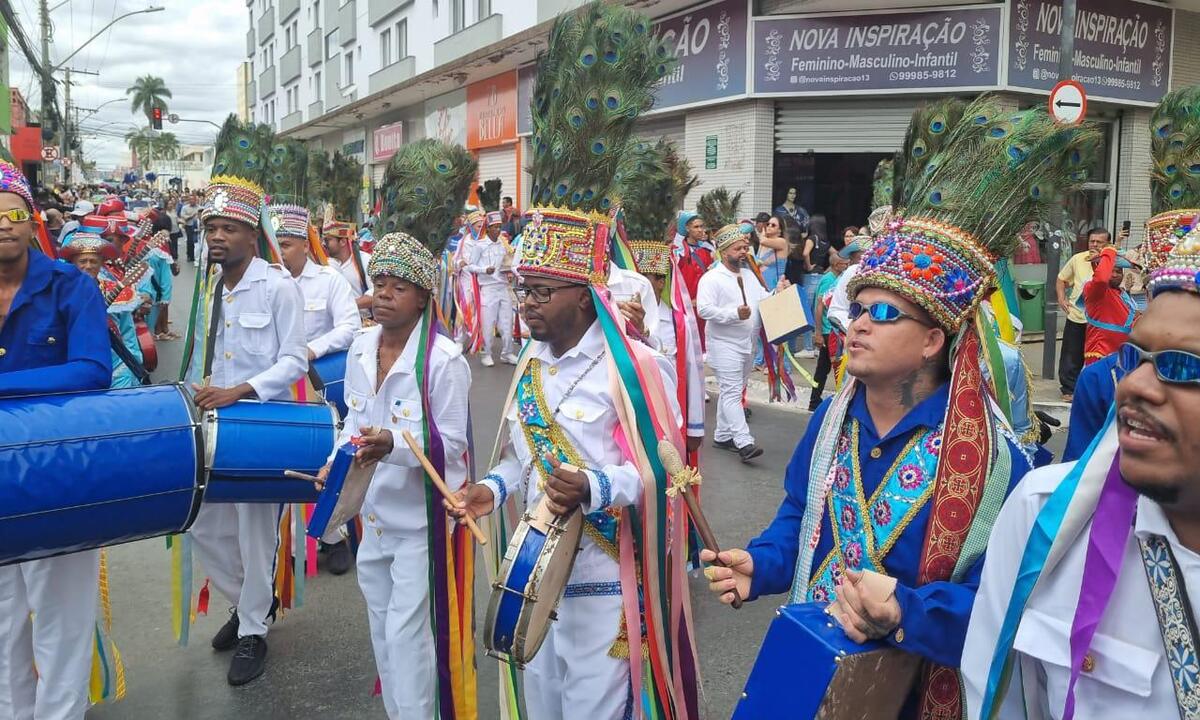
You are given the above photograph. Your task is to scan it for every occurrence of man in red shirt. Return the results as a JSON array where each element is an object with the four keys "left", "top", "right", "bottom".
[
  {"left": 1082, "top": 245, "right": 1140, "bottom": 365},
  {"left": 675, "top": 211, "right": 713, "bottom": 346}
]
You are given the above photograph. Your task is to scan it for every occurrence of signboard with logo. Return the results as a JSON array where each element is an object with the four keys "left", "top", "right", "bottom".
[
  {"left": 424, "top": 89, "right": 467, "bottom": 147},
  {"left": 372, "top": 122, "right": 404, "bottom": 163},
  {"left": 341, "top": 128, "right": 366, "bottom": 163},
  {"left": 467, "top": 71, "right": 518, "bottom": 150},
  {"left": 1007, "top": 0, "right": 1173, "bottom": 105},
  {"left": 752, "top": 7, "right": 1002, "bottom": 95},
  {"left": 653, "top": 0, "right": 749, "bottom": 111}
]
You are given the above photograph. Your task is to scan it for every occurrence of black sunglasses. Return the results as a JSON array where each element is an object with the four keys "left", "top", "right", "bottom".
[{"left": 1117, "top": 342, "right": 1200, "bottom": 385}]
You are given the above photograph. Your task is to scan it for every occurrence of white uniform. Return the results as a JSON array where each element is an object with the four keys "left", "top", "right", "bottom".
[
  {"left": 652, "top": 299, "right": 705, "bottom": 441},
  {"left": 827, "top": 262, "right": 862, "bottom": 333},
  {"left": 607, "top": 264, "right": 659, "bottom": 339},
  {"left": 189, "top": 258, "right": 308, "bottom": 639},
  {"left": 467, "top": 237, "right": 515, "bottom": 360},
  {"left": 963, "top": 463, "right": 1200, "bottom": 720},
  {"left": 331, "top": 324, "right": 471, "bottom": 719},
  {"left": 479, "top": 322, "right": 677, "bottom": 720},
  {"left": 330, "top": 252, "right": 372, "bottom": 297},
  {"left": 294, "top": 259, "right": 361, "bottom": 358},
  {"left": 696, "top": 263, "right": 767, "bottom": 448}
]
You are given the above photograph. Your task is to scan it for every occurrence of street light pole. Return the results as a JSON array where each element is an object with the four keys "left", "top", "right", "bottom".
[{"left": 52, "top": 7, "right": 165, "bottom": 72}]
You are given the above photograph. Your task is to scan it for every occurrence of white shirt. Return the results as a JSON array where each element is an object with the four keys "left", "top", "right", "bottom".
[
  {"left": 467, "top": 237, "right": 511, "bottom": 288},
  {"left": 963, "top": 462, "right": 1199, "bottom": 720},
  {"left": 828, "top": 262, "right": 862, "bottom": 332},
  {"left": 294, "top": 259, "right": 362, "bottom": 358},
  {"left": 606, "top": 264, "right": 659, "bottom": 337},
  {"left": 330, "top": 252, "right": 372, "bottom": 297},
  {"left": 331, "top": 323, "right": 471, "bottom": 534},
  {"left": 209, "top": 257, "right": 308, "bottom": 402},
  {"left": 653, "top": 299, "right": 705, "bottom": 439},
  {"left": 480, "top": 322, "right": 679, "bottom": 582},
  {"left": 696, "top": 262, "right": 767, "bottom": 351}
]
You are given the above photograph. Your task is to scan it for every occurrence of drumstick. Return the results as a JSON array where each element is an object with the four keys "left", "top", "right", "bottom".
[
  {"left": 736, "top": 275, "right": 748, "bottom": 306},
  {"left": 657, "top": 441, "right": 743, "bottom": 609},
  {"left": 401, "top": 430, "right": 488, "bottom": 546},
  {"left": 284, "top": 470, "right": 322, "bottom": 483}
]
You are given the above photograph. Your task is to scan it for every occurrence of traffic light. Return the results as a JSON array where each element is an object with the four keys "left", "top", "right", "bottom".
[{"left": 151, "top": 107, "right": 163, "bottom": 130}]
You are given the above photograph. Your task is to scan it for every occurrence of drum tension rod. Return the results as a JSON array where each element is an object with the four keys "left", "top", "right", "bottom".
[{"left": 490, "top": 580, "right": 540, "bottom": 603}]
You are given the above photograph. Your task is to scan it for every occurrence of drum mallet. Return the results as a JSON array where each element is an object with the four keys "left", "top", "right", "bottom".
[
  {"left": 736, "top": 275, "right": 748, "bottom": 307},
  {"left": 657, "top": 440, "right": 743, "bottom": 609},
  {"left": 401, "top": 430, "right": 488, "bottom": 545}
]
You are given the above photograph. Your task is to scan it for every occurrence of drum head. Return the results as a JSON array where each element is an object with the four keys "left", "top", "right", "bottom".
[
  {"left": 514, "top": 509, "right": 583, "bottom": 661},
  {"left": 484, "top": 520, "right": 535, "bottom": 657}
]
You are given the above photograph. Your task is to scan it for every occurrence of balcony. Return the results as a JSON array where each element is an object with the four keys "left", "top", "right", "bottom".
[
  {"left": 434, "top": 13, "right": 502, "bottom": 67},
  {"left": 278, "top": 0, "right": 300, "bottom": 22},
  {"left": 339, "top": 1, "right": 357, "bottom": 44},
  {"left": 307, "top": 27, "right": 323, "bottom": 66},
  {"left": 368, "top": 56, "right": 415, "bottom": 95},
  {"left": 369, "top": 0, "right": 411, "bottom": 26},
  {"left": 308, "top": 100, "right": 324, "bottom": 119},
  {"left": 257, "top": 5, "right": 275, "bottom": 43},
  {"left": 281, "top": 110, "right": 304, "bottom": 131},
  {"left": 246, "top": 81, "right": 256, "bottom": 109},
  {"left": 279, "top": 45, "right": 302, "bottom": 84},
  {"left": 259, "top": 66, "right": 277, "bottom": 99},
  {"left": 246, "top": 27, "right": 255, "bottom": 57}
]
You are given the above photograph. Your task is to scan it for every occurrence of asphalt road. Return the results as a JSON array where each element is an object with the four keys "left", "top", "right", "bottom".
[{"left": 88, "top": 261, "right": 1066, "bottom": 719}]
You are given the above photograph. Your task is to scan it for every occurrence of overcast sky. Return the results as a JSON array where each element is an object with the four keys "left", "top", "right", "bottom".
[{"left": 9, "top": 0, "right": 245, "bottom": 171}]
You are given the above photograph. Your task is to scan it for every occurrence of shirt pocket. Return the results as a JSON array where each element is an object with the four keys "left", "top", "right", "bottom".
[
  {"left": 558, "top": 398, "right": 608, "bottom": 441},
  {"left": 385, "top": 398, "right": 424, "bottom": 445},
  {"left": 1014, "top": 607, "right": 1160, "bottom": 712},
  {"left": 26, "top": 320, "right": 66, "bottom": 362},
  {"left": 345, "top": 390, "right": 369, "bottom": 419},
  {"left": 236, "top": 312, "right": 273, "bottom": 356},
  {"left": 304, "top": 298, "right": 328, "bottom": 314}
]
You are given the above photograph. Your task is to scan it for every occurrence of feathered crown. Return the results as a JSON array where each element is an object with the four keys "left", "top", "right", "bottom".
[
  {"left": 520, "top": 1, "right": 674, "bottom": 285},
  {"left": 851, "top": 96, "right": 1100, "bottom": 331},
  {"left": 325, "top": 151, "right": 363, "bottom": 222},
  {"left": 204, "top": 115, "right": 270, "bottom": 229},
  {"left": 263, "top": 138, "right": 309, "bottom": 206},
  {"left": 371, "top": 138, "right": 476, "bottom": 290},
  {"left": 477, "top": 178, "right": 502, "bottom": 213},
  {"left": 696, "top": 187, "right": 742, "bottom": 236},
  {"left": 618, "top": 139, "right": 685, "bottom": 276},
  {"left": 1145, "top": 86, "right": 1200, "bottom": 274}
]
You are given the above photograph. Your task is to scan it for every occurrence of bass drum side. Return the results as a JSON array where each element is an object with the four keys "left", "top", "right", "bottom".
[{"left": 313, "top": 349, "right": 348, "bottom": 419}]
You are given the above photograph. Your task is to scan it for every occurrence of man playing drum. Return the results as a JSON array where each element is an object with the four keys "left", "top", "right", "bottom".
[
  {"left": 188, "top": 176, "right": 307, "bottom": 686},
  {"left": 0, "top": 160, "right": 111, "bottom": 720}
]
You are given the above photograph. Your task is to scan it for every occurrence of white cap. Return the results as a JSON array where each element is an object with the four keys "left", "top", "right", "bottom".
[{"left": 69, "top": 200, "right": 95, "bottom": 217}]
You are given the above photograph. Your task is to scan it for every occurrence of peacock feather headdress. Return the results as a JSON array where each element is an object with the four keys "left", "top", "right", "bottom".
[
  {"left": 1145, "top": 86, "right": 1200, "bottom": 273},
  {"left": 520, "top": 0, "right": 675, "bottom": 285},
  {"left": 204, "top": 114, "right": 271, "bottom": 229},
  {"left": 618, "top": 138, "right": 683, "bottom": 276},
  {"left": 477, "top": 178, "right": 502, "bottom": 213},
  {"left": 326, "top": 151, "right": 363, "bottom": 223},
  {"left": 851, "top": 95, "right": 1099, "bottom": 331},
  {"left": 696, "top": 187, "right": 742, "bottom": 236}
]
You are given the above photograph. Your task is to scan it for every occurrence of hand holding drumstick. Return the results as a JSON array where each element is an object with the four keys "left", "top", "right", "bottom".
[{"left": 401, "top": 430, "right": 487, "bottom": 546}]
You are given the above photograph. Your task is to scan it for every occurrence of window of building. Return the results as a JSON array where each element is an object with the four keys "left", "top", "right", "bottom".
[
  {"left": 452, "top": 0, "right": 465, "bottom": 32},
  {"left": 314, "top": 70, "right": 323, "bottom": 103},
  {"left": 396, "top": 19, "right": 407, "bottom": 59},
  {"left": 433, "top": 0, "right": 438, "bottom": 19},
  {"left": 286, "top": 20, "right": 299, "bottom": 49},
  {"left": 477, "top": 0, "right": 490, "bottom": 20},
  {"left": 344, "top": 52, "right": 354, "bottom": 87},
  {"left": 380, "top": 28, "right": 392, "bottom": 67},
  {"left": 309, "top": 0, "right": 320, "bottom": 23},
  {"left": 325, "top": 29, "right": 339, "bottom": 59}
]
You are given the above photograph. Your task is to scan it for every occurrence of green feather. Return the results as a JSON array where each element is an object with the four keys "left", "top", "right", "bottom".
[
  {"left": 378, "top": 138, "right": 477, "bottom": 256},
  {"left": 696, "top": 186, "right": 742, "bottom": 233},
  {"left": 872, "top": 157, "right": 894, "bottom": 213},
  {"left": 305, "top": 150, "right": 330, "bottom": 219},
  {"left": 262, "top": 138, "right": 309, "bottom": 206},
  {"left": 477, "top": 178, "right": 502, "bottom": 213},
  {"left": 210, "top": 113, "right": 271, "bottom": 185},
  {"left": 529, "top": 1, "right": 676, "bottom": 214},
  {"left": 893, "top": 100, "right": 966, "bottom": 209},
  {"left": 617, "top": 138, "right": 686, "bottom": 242},
  {"left": 1150, "top": 86, "right": 1200, "bottom": 213},
  {"left": 313, "top": 151, "right": 364, "bottom": 222}
]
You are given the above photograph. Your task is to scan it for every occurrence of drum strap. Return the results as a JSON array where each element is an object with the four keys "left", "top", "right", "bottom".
[
  {"left": 201, "top": 273, "right": 224, "bottom": 379},
  {"left": 108, "top": 323, "right": 152, "bottom": 385}
]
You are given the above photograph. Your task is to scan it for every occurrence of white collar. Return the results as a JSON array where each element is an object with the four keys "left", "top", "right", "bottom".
[
  {"left": 299, "top": 259, "right": 322, "bottom": 278},
  {"left": 531, "top": 320, "right": 604, "bottom": 363}
]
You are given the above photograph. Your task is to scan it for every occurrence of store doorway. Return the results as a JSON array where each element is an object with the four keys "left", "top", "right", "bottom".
[{"left": 772, "top": 152, "right": 890, "bottom": 244}]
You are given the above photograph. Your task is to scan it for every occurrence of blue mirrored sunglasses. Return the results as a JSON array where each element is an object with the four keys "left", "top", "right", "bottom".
[
  {"left": 848, "top": 301, "right": 927, "bottom": 326},
  {"left": 1117, "top": 342, "right": 1200, "bottom": 385}
]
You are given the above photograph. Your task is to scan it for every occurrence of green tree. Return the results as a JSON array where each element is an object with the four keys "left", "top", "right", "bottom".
[
  {"left": 125, "top": 128, "right": 180, "bottom": 168},
  {"left": 125, "top": 75, "right": 172, "bottom": 124}
]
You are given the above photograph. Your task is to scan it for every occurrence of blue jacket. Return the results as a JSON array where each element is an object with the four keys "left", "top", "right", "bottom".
[
  {"left": 745, "top": 383, "right": 1031, "bottom": 668},
  {"left": 0, "top": 250, "right": 110, "bottom": 395},
  {"left": 1063, "top": 352, "right": 1120, "bottom": 462}
]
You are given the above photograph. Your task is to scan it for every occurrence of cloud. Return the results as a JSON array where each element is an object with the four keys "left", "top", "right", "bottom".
[{"left": 9, "top": 0, "right": 246, "bottom": 173}]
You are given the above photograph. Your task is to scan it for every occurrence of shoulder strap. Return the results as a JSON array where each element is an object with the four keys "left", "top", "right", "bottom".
[
  {"left": 108, "top": 324, "right": 152, "bottom": 385},
  {"left": 1139, "top": 534, "right": 1200, "bottom": 720},
  {"left": 201, "top": 273, "right": 224, "bottom": 381}
]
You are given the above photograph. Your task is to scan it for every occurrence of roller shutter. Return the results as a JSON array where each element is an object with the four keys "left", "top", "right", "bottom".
[
  {"left": 476, "top": 144, "right": 518, "bottom": 207},
  {"left": 775, "top": 99, "right": 919, "bottom": 154}
]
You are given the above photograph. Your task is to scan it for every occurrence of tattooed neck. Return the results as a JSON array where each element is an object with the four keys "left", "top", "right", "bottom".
[{"left": 894, "top": 356, "right": 939, "bottom": 410}]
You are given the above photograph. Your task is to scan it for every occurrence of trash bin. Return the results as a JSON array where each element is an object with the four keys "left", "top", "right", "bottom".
[{"left": 1017, "top": 280, "right": 1045, "bottom": 333}]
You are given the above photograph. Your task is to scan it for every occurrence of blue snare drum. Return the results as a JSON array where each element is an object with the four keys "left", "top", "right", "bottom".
[
  {"left": 314, "top": 350, "right": 348, "bottom": 418},
  {"left": 732, "top": 603, "right": 920, "bottom": 719},
  {"left": 0, "top": 383, "right": 204, "bottom": 566},
  {"left": 204, "top": 399, "right": 338, "bottom": 503}
]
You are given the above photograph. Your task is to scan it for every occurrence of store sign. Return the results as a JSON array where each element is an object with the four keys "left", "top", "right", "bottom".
[
  {"left": 466, "top": 71, "right": 518, "bottom": 150},
  {"left": 653, "top": 0, "right": 748, "bottom": 110},
  {"left": 517, "top": 64, "right": 536, "bottom": 136},
  {"left": 371, "top": 122, "right": 404, "bottom": 163},
  {"left": 752, "top": 7, "right": 1002, "bottom": 95},
  {"left": 424, "top": 89, "right": 467, "bottom": 147},
  {"left": 1007, "top": 0, "right": 1173, "bottom": 104},
  {"left": 341, "top": 128, "right": 366, "bottom": 162}
]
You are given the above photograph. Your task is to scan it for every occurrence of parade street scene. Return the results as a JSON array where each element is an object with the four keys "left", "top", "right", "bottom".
[{"left": 3, "top": 0, "right": 1200, "bottom": 719}]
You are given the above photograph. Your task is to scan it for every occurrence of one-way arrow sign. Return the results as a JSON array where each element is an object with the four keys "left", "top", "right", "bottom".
[{"left": 1048, "top": 80, "right": 1087, "bottom": 125}]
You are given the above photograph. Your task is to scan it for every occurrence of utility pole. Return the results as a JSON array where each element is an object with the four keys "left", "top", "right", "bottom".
[
  {"left": 1041, "top": 0, "right": 1077, "bottom": 380},
  {"left": 38, "top": 0, "right": 52, "bottom": 187},
  {"left": 61, "top": 67, "right": 98, "bottom": 185}
]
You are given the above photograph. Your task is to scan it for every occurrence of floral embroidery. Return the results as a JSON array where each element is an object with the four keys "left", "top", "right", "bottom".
[
  {"left": 902, "top": 243, "right": 945, "bottom": 281},
  {"left": 898, "top": 464, "right": 925, "bottom": 490},
  {"left": 840, "top": 505, "right": 858, "bottom": 532},
  {"left": 863, "top": 238, "right": 896, "bottom": 269},
  {"left": 924, "top": 431, "right": 943, "bottom": 455},
  {"left": 484, "top": 472, "right": 507, "bottom": 506},
  {"left": 832, "top": 465, "right": 851, "bottom": 491},
  {"left": 872, "top": 501, "right": 893, "bottom": 527},
  {"left": 844, "top": 541, "right": 863, "bottom": 569},
  {"left": 942, "top": 267, "right": 974, "bottom": 297},
  {"left": 811, "top": 585, "right": 830, "bottom": 603},
  {"left": 1140, "top": 535, "right": 1200, "bottom": 717}
]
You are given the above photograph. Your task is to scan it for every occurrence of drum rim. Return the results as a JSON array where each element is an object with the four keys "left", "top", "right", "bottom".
[
  {"left": 511, "top": 509, "right": 582, "bottom": 662},
  {"left": 484, "top": 519, "right": 535, "bottom": 660},
  {"left": 172, "top": 383, "right": 209, "bottom": 532}
]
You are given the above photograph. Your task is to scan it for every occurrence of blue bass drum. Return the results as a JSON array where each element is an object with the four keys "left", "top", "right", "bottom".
[
  {"left": 0, "top": 383, "right": 204, "bottom": 566},
  {"left": 313, "top": 350, "right": 348, "bottom": 418},
  {"left": 204, "top": 399, "right": 338, "bottom": 503},
  {"left": 732, "top": 603, "right": 920, "bottom": 720}
]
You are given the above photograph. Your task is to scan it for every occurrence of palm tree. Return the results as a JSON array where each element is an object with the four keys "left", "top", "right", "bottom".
[
  {"left": 126, "top": 75, "right": 172, "bottom": 124},
  {"left": 125, "top": 128, "right": 152, "bottom": 166},
  {"left": 154, "top": 132, "right": 180, "bottom": 161},
  {"left": 125, "top": 128, "right": 179, "bottom": 168}
]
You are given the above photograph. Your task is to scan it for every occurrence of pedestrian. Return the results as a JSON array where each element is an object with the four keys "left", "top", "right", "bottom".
[
  {"left": 466, "top": 211, "right": 517, "bottom": 366},
  {"left": 840, "top": 224, "right": 858, "bottom": 251},
  {"left": 755, "top": 212, "right": 790, "bottom": 290},
  {"left": 180, "top": 193, "right": 201, "bottom": 263},
  {"left": 1055, "top": 226, "right": 1112, "bottom": 400},
  {"left": 808, "top": 242, "right": 857, "bottom": 411},
  {"left": 1082, "top": 245, "right": 1140, "bottom": 366},
  {"left": 787, "top": 213, "right": 831, "bottom": 357}
]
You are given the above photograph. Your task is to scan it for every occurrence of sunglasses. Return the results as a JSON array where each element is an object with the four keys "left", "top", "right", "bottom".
[
  {"left": 0, "top": 208, "right": 32, "bottom": 223},
  {"left": 848, "top": 301, "right": 928, "bottom": 326},
  {"left": 1117, "top": 342, "right": 1200, "bottom": 385}
]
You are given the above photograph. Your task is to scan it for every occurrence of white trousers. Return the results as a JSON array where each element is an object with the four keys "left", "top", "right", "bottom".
[
  {"left": 0, "top": 550, "right": 99, "bottom": 720},
  {"left": 189, "top": 502, "right": 282, "bottom": 638},
  {"left": 356, "top": 527, "right": 435, "bottom": 720},
  {"left": 480, "top": 283, "right": 514, "bottom": 358},
  {"left": 708, "top": 343, "right": 754, "bottom": 446},
  {"left": 524, "top": 588, "right": 628, "bottom": 720}
]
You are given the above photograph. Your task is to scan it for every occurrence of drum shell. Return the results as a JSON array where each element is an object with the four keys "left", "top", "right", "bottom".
[
  {"left": 314, "top": 350, "right": 347, "bottom": 419},
  {"left": 204, "top": 400, "right": 337, "bottom": 503},
  {"left": 0, "top": 384, "right": 204, "bottom": 566}
]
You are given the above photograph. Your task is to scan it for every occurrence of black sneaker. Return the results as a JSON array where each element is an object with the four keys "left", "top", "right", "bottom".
[
  {"left": 227, "top": 635, "right": 268, "bottom": 686},
  {"left": 325, "top": 540, "right": 353, "bottom": 576},
  {"left": 737, "top": 443, "right": 764, "bottom": 462},
  {"left": 212, "top": 607, "right": 239, "bottom": 651},
  {"left": 712, "top": 438, "right": 738, "bottom": 452}
]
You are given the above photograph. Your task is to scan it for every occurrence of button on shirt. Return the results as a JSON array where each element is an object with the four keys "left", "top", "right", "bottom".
[
  {"left": 696, "top": 262, "right": 768, "bottom": 351},
  {"left": 331, "top": 323, "right": 471, "bottom": 534},
  {"left": 294, "top": 259, "right": 361, "bottom": 359},
  {"left": 209, "top": 257, "right": 308, "bottom": 402},
  {"left": 0, "top": 249, "right": 110, "bottom": 395},
  {"left": 963, "top": 466, "right": 1198, "bottom": 720}
]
